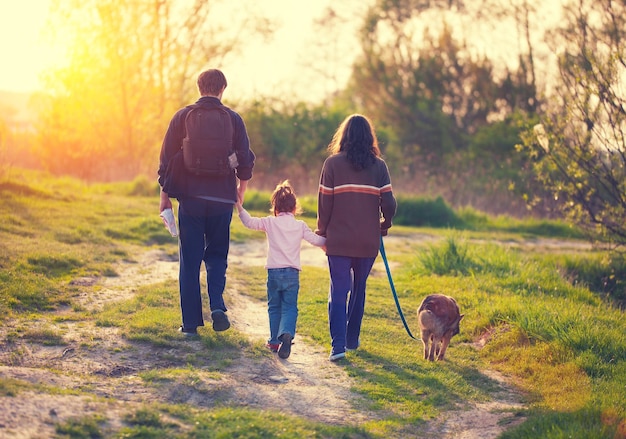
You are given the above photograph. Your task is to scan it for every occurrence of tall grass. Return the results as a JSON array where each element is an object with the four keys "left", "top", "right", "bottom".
[
  {"left": 417, "top": 234, "right": 477, "bottom": 275},
  {"left": 557, "top": 252, "right": 626, "bottom": 307}
]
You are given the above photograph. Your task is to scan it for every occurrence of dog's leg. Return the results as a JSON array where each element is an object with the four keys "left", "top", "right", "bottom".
[
  {"left": 436, "top": 336, "right": 452, "bottom": 361},
  {"left": 420, "top": 330, "right": 431, "bottom": 360},
  {"left": 428, "top": 335, "right": 439, "bottom": 361}
]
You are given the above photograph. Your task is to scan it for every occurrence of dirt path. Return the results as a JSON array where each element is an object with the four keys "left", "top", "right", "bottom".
[{"left": 0, "top": 236, "right": 527, "bottom": 438}]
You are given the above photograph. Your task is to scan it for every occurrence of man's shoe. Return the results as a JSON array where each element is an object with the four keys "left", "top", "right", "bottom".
[
  {"left": 278, "top": 333, "right": 293, "bottom": 359},
  {"left": 211, "top": 310, "right": 230, "bottom": 332},
  {"left": 266, "top": 343, "right": 280, "bottom": 352},
  {"left": 178, "top": 326, "right": 199, "bottom": 337},
  {"left": 329, "top": 351, "right": 346, "bottom": 361}
]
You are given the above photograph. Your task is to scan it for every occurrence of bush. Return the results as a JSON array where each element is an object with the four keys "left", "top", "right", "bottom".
[
  {"left": 125, "top": 175, "right": 159, "bottom": 197},
  {"left": 299, "top": 195, "right": 318, "bottom": 218},
  {"left": 241, "top": 192, "right": 318, "bottom": 219},
  {"left": 560, "top": 253, "right": 626, "bottom": 308},
  {"left": 242, "top": 190, "right": 272, "bottom": 212},
  {"left": 394, "top": 195, "right": 463, "bottom": 228}
]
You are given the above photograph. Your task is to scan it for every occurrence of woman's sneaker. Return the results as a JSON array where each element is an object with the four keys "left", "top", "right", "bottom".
[
  {"left": 329, "top": 351, "right": 346, "bottom": 361},
  {"left": 278, "top": 333, "right": 293, "bottom": 359},
  {"left": 346, "top": 339, "right": 360, "bottom": 351}
]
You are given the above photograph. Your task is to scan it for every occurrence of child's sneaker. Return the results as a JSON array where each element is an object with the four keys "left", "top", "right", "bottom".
[
  {"left": 266, "top": 343, "right": 280, "bottom": 352},
  {"left": 278, "top": 333, "right": 293, "bottom": 359}
]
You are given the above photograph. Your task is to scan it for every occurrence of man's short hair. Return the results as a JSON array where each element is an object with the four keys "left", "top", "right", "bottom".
[{"left": 197, "top": 69, "right": 227, "bottom": 96}]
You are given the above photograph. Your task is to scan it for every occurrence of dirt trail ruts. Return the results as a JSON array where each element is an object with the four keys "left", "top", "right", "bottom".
[{"left": 0, "top": 235, "right": 528, "bottom": 438}]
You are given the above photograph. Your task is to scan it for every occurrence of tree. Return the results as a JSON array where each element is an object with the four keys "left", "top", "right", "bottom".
[
  {"left": 0, "top": 94, "right": 39, "bottom": 177},
  {"left": 346, "top": 0, "right": 539, "bottom": 171},
  {"left": 241, "top": 100, "right": 347, "bottom": 193},
  {"left": 522, "top": 0, "right": 626, "bottom": 247},
  {"left": 36, "top": 0, "right": 270, "bottom": 181},
  {"left": 0, "top": 116, "right": 8, "bottom": 178}
]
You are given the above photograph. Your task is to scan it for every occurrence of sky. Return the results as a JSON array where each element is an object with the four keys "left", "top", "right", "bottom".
[
  {"left": 0, "top": 0, "right": 363, "bottom": 101},
  {"left": 219, "top": 1, "right": 363, "bottom": 102},
  {"left": 0, "top": 1, "right": 59, "bottom": 93},
  {"left": 0, "top": 1, "right": 563, "bottom": 102}
]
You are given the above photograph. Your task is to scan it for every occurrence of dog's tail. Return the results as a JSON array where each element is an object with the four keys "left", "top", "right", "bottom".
[{"left": 418, "top": 309, "right": 436, "bottom": 327}]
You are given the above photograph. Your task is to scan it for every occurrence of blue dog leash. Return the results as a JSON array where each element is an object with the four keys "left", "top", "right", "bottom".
[{"left": 379, "top": 236, "right": 419, "bottom": 340}]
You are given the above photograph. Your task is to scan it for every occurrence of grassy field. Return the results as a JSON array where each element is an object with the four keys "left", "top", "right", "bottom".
[{"left": 0, "top": 169, "right": 625, "bottom": 438}]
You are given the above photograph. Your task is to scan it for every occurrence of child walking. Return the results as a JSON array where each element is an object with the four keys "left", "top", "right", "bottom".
[{"left": 236, "top": 180, "right": 326, "bottom": 359}]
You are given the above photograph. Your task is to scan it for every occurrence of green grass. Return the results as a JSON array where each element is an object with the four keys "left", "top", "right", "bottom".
[
  {"left": 456, "top": 206, "right": 585, "bottom": 239},
  {"left": 0, "top": 169, "right": 624, "bottom": 438}
]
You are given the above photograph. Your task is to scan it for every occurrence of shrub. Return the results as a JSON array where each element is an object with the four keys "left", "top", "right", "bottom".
[
  {"left": 560, "top": 253, "right": 626, "bottom": 308},
  {"left": 125, "top": 175, "right": 159, "bottom": 197},
  {"left": 242, "top": 190, "right": 272, "bottom": 212},
  {"left": 394, "top": 195, "right": 463, "bottom": 228}
]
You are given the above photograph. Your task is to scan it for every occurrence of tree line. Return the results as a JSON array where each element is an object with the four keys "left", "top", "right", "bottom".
[{"left": 1, "top": 0, "right": 624, "bottom": 247}]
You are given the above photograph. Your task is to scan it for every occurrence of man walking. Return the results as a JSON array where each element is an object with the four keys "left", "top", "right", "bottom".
[{"left": 158, "top": 69, "right": 255, "bottom": 335}]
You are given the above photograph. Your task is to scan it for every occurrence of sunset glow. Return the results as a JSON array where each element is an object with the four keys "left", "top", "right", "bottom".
[
  {"left": 0, "top": 0, "right": 65, "bottom": 92},
  {"left": 0, "top": 0, "right": 359, "bottom": 101}
]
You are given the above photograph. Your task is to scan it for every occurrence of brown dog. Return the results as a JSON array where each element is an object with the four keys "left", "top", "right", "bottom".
[{"left": 418, "top": 294, "right": 464, "bottom": 361}]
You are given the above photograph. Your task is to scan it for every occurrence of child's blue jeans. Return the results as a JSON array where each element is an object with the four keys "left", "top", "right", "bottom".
[{"left": 266, "top": 267, "right": 300, "bottom": 345}]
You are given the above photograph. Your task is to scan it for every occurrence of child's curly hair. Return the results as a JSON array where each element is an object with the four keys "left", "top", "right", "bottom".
[{"left": 271, "top": 180, "right": 302, "bottom": 216}]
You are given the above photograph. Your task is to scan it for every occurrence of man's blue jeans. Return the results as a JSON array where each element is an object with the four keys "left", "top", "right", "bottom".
[
  {"left": 178, "top": 199, "right": 232, "bottom": 330},
  {"left": 327, "top": 255, "right": 376, "bottom": 354},
  {"left": 266, "top": 267, "right": 300, "bottom": 345}
]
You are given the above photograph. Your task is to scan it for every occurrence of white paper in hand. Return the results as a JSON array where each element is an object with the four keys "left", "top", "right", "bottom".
[{"left": 160, "top": 208, "right": 178, "bottom": 237}]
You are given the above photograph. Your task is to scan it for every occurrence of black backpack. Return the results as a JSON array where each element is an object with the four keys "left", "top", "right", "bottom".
[{"left": 182, "top": 104, "right": 237, "bottom": 176}]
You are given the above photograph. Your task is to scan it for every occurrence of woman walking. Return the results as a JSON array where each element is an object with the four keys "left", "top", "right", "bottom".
[{"left": 316, "top": 114, "right": 397, "bottom": 361}]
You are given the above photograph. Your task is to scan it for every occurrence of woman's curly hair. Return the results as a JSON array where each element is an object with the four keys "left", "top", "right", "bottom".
[{"left": 327, "top": 114, "right": 381, "bottom": 171}]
